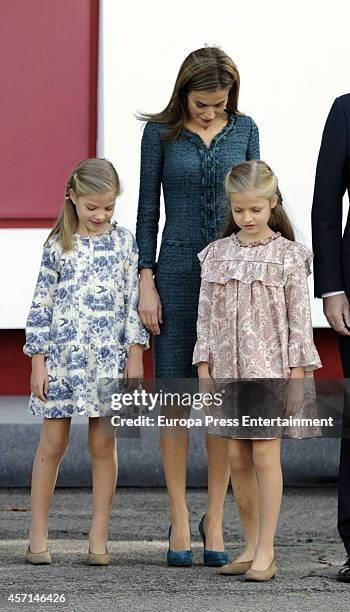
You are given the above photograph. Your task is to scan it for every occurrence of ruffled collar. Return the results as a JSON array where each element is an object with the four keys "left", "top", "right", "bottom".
[{"left": 232, "top": 232, "right": 281, "bottom": 248}]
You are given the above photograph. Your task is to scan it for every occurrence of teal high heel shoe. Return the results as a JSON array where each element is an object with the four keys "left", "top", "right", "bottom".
[
  {"left": 167, "top": 525, "right": 193, "bottom": 567},
  {"left": 198, "top": 515, "right": 230, "bottom": 567}
]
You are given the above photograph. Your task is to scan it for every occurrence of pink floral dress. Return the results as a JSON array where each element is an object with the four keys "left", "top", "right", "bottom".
[{"left": 193, "top": 232, "right": 322, "bottom": 439}]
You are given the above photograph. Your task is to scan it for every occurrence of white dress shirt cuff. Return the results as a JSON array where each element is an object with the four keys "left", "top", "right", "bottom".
[{"left": 321, "top": 291, "right": 345, "bottom": 297}]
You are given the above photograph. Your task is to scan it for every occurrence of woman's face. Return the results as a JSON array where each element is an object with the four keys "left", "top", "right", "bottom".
[{"left": 186, "top": 89, "right": 229, "bottom": 129}]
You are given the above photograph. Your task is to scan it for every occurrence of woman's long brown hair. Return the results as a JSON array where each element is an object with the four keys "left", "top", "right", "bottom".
[{"left": 137, "top": 47, "right": 240, "bottom": 142}]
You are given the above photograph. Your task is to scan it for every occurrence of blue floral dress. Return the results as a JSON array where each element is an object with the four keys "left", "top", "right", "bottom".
[{"left": 24, "top": 223, "right": 149, "bottom": 418}]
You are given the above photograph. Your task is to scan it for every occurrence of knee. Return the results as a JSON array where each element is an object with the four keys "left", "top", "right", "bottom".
[
  {"left": 252, "top": 444, "right": 278, "bottom": 471},
  {"left": 228, "top": 444, "right": 250, "bottom": 472},
  {"left": 89, "top": 437, "right": 115, "bottom": 460},
  {"left": 40, "top": 434, "right": 69, "bottom": 461}
]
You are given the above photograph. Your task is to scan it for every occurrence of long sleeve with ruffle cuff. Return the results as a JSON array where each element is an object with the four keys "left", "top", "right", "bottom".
[
  {"left": 23, "top": 240, "right": 60, "bottom": 357},
  {"left": 192, "top": 278, "right": 213, "bottom": 365},
  {"left": 284, "top": 244, "right": 322, "bottom": 371}
]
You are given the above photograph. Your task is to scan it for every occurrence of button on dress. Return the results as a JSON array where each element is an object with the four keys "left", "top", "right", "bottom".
[
  {"left": 136, "top": 112, "right": 260, "bottom": 377},
  {"left": 24, "top": 224, "right": 149, "bottom": 418}
]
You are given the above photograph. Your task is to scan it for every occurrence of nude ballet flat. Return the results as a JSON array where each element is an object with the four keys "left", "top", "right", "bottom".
[
  {"left": 88, "top": 549, "right": 111, "bottom": 566},
  {"left": 244, "top": 559, "right": 277, "bottom": 582},
  {"left": 217, "top": 559, "right": 253, "bottom": 575},
  {"left": 25, "top": 546, "right": 51, "bottom": 565}
]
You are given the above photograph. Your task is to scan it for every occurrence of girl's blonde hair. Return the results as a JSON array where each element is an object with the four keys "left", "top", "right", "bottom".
[
  {"left": 46, "top": 158, "right": 120, "bottom": 251},
  {"left": 222, "top": 160, "right": 295, "bottom": 241},
  {"left": 138, "top": 47, "right": 240, "bottom": 143}
]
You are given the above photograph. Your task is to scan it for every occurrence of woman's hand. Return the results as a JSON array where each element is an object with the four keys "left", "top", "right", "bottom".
[
  {"left": 285, "top": 367, "right": 305, "bottom": 417},
  {"left": 124, "top": 345, "right": 144, "bottom": 389},
  {"left": 31, "top": 354, "right": 48, "bottom": 401},
  {"left": 138, "top": 269, "right": 163, "bottom": 335}
]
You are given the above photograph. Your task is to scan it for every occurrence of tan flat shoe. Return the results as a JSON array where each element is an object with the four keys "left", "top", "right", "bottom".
[
  {"left": 25, "top": 546, "right": 51, "bottom": 565},
  {"left": 88, "top": 549, "right": 111, "bottom": 566},
  {"left": 244, "top": 559, "right": 277, "bottom": 581},
  {"left": 217, "top": 559, "right": 253, "bottom": 575}
]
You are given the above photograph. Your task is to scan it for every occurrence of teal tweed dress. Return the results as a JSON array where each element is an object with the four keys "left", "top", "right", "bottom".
[{"left": 136, "top": 111, "right": 260, "bottom": 377}]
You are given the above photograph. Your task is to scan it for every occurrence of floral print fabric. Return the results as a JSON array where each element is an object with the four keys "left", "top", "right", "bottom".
[
  {"left": 193, "top": 233, "right": 322, "bottom": 439},
  {"left": 24, "top": 224, "right": 149, "bottom": 418}
]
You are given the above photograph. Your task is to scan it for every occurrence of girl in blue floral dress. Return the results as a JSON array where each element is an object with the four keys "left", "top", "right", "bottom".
[{"left": 24, "top": 158, "right": 148, "bottom": 565}]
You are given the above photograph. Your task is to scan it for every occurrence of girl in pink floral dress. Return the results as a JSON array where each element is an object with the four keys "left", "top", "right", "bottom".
[{"left": 193, "top": 160, "right": 322, "bottom": 581}]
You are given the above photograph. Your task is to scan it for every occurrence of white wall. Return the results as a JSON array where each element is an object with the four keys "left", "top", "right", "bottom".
[
  {"left": 1, "top": 0, "right": 350, "bottom": 328},
  {"left": 0, "top": 229, "right": 50, "bottom": 329},
  {"left": 98, "top": 0, "right": 350, "bottom": 328}
]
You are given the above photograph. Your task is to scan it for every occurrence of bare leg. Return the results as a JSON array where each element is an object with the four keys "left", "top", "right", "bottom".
[
  {"left": 251, "top": 438, "right": 282, "bottom": 570},
  {"left": 204, "top": 434, "right": 230, "bottom": 550},
  {"left": 88, "top": 418, "right": 118, "bottom": 554},
  {"left": 29, "top": 418, "right": 71, "bottom": 552},
  {"left": 160, "top": 427, "right": 190, "bottom": 550},
  {"left": 228, "top": 439, "right": 259, "bottom": 562},
  {"left": 160, "top": 399, "right": 191, "bottom": 551}
]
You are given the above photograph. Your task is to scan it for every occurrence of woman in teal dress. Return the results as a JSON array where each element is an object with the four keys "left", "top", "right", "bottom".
[{"left": 136, "top": 47, "right": 260, "bottom": 566}]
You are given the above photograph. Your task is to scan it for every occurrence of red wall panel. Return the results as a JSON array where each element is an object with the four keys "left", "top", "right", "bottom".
[
  {"left": 0, "top": 329, "right": 341, "bottom": 395},
  {"left": 313, "top": 328, "right": 343, "bottom": 378},
  {"left": 0, "top": 331, "right": 154, "bottom": 395},
  {"left": 0, "top": 0, "right": 99, "bottom": 226}
]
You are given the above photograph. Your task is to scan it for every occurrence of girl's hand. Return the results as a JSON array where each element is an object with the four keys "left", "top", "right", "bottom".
[
  {"left": 285, "top": 367, "right": 304, "bottom": 417},
  {"left": 138, "top": 270, "right": 163, "bottom": 335},
  {"left": 198, "top": 362, "right": 216, "bottom": 398},
  {"left": 124, "top": 345, "right": 144, "bottom": 389},
  {"left": 31, "top": 354, "right": 48, "bottom": 401}
]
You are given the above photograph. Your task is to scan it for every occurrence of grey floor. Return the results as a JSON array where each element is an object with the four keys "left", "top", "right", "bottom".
[{"left": 0, "top": 487, "right": 349, "bottom": 612}]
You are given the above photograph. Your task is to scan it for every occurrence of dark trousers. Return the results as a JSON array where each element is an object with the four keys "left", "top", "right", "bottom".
[{"left": 337, "top": 334, "right": 350, "bottom": 555}]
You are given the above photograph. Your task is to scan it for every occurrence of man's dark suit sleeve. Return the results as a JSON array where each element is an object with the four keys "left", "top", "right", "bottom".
[{"left": 312, "top": 97, "right": 348, "bottom": 297}]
